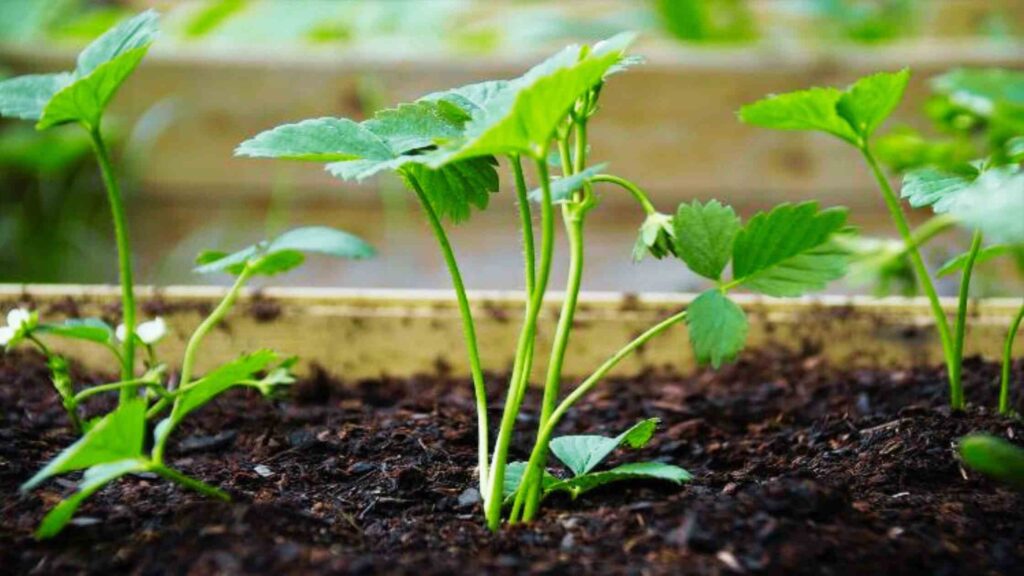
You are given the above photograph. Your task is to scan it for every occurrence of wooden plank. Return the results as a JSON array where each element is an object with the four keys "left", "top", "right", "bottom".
[{"left": 1, "top": 285, "right": 1020, "bottom": 383}]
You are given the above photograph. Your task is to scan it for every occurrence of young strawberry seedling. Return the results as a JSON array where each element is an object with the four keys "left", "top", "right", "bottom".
[
  {"left": 740, "top": 70, "right": 1023, "bottom": 413},
  {"left": 240, "top": 33, "right": 852, "bottom": 530},
  {"left": 0, "top": 12, "right": 376, "bottom": 538}
]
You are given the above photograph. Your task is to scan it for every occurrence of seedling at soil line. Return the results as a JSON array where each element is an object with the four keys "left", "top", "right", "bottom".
[
  {"left": 241, "top": 33, "right": 852, "bottom": 530},
  {"left": 12, "top": 226, "right": 374, "bottom": 538},
  {"left": 959, "top": 434, "right": 1024, "bottom": 489},
  {"left": 740, "top": 70, "right": 1024, "bottom": 413}
]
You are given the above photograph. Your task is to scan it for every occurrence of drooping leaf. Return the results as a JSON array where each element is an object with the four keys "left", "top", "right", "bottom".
[
  {"left": 685, "top": 289, "right": 748, "bottom": 369},
  {"left": 836, "top": 69, "right": 911, "bottom": 139},
  {"left": 549, "top": 418, "right": 659, "bottom": 477},
  {"left": 528, "top": 163, "right": 607, "bottom": 203},
  {"left": 547, "top": 461, "right": 692, "bottom": 499},
  {"left": 400, "top": 157, "right": 501, "bottom": 222},
  {"left": 501, "top": 461, "right": 561, "bottom": 502},
  {"left": 731, "top": 202, "right": 851, "bottom": 296},
  {"left": 38, "top": 318, "right": 115, "bottom": 344},
  {"left": 738, "top": 87, "right": 858, "bottom": 144},
  {"left": 673, "top": 199, "right": 741, "bottom": 280},
  {"left": 194, "top": 226, "right": 375, "bottom": 276},
  {"left": 36, "top": 458, "right": 150, "bottom": 539},
  {"left": 959, "top": 434, "right": 1024, "bottom": 489},
  {"left": 0, "top": 73, "right": 72, "bottom": 121},
  {"left": 22, "top": 398, "right": 146, "bottom": 491},
  {"left": 937, "top": 244, "right": 1018, "bottom": 277},
  {"left": 441, "top": 32, "right": 635, "bottom": 161}
]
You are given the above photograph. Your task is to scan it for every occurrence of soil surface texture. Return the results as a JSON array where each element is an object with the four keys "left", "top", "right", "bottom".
[{"left": 1, "top": 348, "right": 1022, "bottom": 575}]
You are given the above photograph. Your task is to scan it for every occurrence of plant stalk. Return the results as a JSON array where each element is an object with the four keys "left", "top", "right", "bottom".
[
  {"left": 88, "top": 127, "right": 136, "bottom": 399},
  {"left": 151, "top": 464, "right": 230, "bottom": 501},
  {"left": 951, "top": 230, "right": 983, "bottom": 409},
  {"left": 511, "top": 309, "right": 689, "bottom": 519},
  {"left": 860, "top": 146, "right": 956, "bottom": 405},
  {"left": 484, "top": 156, "right": 556, "bottom": 531},
  {"left": 1001, "top": 303, "right": 1024, "bottom": 415},
  {"left": 590, "top": 174, "right": 656, "bottom": 215},
  {"left": 512, "top": 155, "right": 536, "bottom": 294},
  {"left": 407, "top": 176, "right": 491, "bottom": 494}
]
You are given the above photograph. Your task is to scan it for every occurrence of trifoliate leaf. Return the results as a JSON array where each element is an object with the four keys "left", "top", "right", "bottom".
[
  {"left": 959, "top": 434, "right": 1024, "bottom": 489},
  {"left": 36, "top": 458, "right": 149, "bottom": 539},
  {"left": 549, "top": 418, "right": 659, "bottom": 477},
  {"left": 937, "top": 244, "right": 1018, "bottom": 277},
  {"left": 0, "top": 73, "right": 72, "bottom": 121},
  {"left": 685, "top": 289, "right": 748, "bottom": 369},
  {"left": 738, "top": 87, "right": 858, "bottom": 144},
  {"left": 731, "top": 202, "right": 851, "bottom": 296},
  {"left": 546, "top": 461, "right": 691, "bottom": 499},
  {"left": 501, "top": 461, "right": 561, "bottom": 502},
  {"left": 672, "top": 199, "right": 741, "bottom": 280},
  {"left": 836, "top": 69, "right": 911, "bottom": 139},
  {"left": 22, "top": 398, "right": 146, "bottom": 491},
  {"left": 194, "top": 226, "right": 375, "bottom": 276},
  {"left": 38, "top": 318, "right": 115, "bottom": 344},
  {"left": 527, "top": 163, "right": 607, "bottom": 204},
  {"left": 932, "top": 68, "right": 1024, "bottom": 117}
]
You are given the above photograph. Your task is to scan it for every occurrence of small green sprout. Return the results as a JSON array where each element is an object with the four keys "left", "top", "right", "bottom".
[
  {"left": 15, "top": 226, "right": 374, "bottom": 538},
  {"left": 241, "top": 33, "right": 852, "bottom": 531},
  {"left": 959, "top": 434, "right": 1024, "bottom": 489},
  {"left": 740, "top": 69, "right": 1024, "bottom": 414}
]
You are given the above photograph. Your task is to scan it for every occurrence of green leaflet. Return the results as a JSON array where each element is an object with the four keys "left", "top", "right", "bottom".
[
  {"left": 731, "top": 202, "right": 851, "bottom": 297},
  {"left": 37, "top": 458, "right": 150, "bottom": 539},
  {"left": 685, "top": 289, "right": 748, "bottom": 369},
  {"left": 0, "top": 73, "right": 73, "bottom": 121},
  {"left": 37, "top": 318, "right": 115, "bottom": 345},
  {"left": 422, "top": 80, "right": 511, "bottom": 117},
  {"left": 836, "top": 69, "right": 911, "bottom": 139},
  {"left": 75, "top": 10, "right": 160, "bottom": 76},
  {"left": 959, "top": 434, "right": 1024, "bottom": 489},
  {"left": 547, "top": 461, "right": 692, "bottom": 499},
  {"left": 527, "top": 163, "right": 607, "bottom": 203},
  {"left": 168, "top": 350, "right": 279, "bottom": 426},
  {"left": 400, "top": 157, "right": 501, "bottom": 223},
  {"left": 952, "top": 168, "right": 1024, "bottom": 244},
  {"left": 22, "top": 398, "right": 146, "bottom": 491},
  {"left": 900, "top": 164, "right": 982, "bottom": 213},
  {"left": 235, "top": 117, "right": 393, "bottom": 162},
  {"left": 673, "top": 199, "right": 741, "bottom": 281},
  {"left": 932, "top": 68, "right": 1024, "bottom": 117},
  {"left": 739, "top": 70, "right": 909, "bottom": 144},
  {"left": 937, "top": 244, "right": 1018, "bottom": 277},
  {"left": 502, "top": 461, "right": 560, "bottom": 502},
  {"left": 439, "top": 32, "right": 636, "bottom": 161},
  {"left": 549, "top": 418, "right": 659, "bottom": 477},
  {"left": 39, "top": 46, "right": 151, "bottom": 129},
  {"left": 195, "top": 226, "right": 375, "bottom": 276}
]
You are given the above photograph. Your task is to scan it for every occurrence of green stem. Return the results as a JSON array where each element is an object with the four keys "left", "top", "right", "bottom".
[
  {"left": 485, "top": 156, "right": 556, "bottom": 531},
  {"left": 512, "top": 155, "right": 536, "bottom": 294},
  {"left": 590, "top": 174, "right": 656, "bottom": 214},
  {"left": 407, "top": 175, "right": 491, "bottom": 495},
  {"left": 74, "top": 378, "right": 170, "bottom": 403},
  {"left": 860, "top": 146, "right": 955, "bottom": 402},
  {"left": 512, "top": 309, "right": 689, "bottom": 519},
  {"left": 1000, "top": 303, "right": 1024, "bottom": 415},
  {"left": 88, "top": 127, "right": 136, "bottom": 399},
  {"left": 150, "top": 464, "right": 230, "bottom": 501},
  {"left": 950, "top": 230, "right": 983, "bottom": 410},
  {"left": 152, "top": 269, "right": 251, "bottom": 465}
]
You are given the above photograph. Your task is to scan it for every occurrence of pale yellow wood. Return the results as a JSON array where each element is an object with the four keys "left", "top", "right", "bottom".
[{"left": 1, "top": 285, "right": 1020, "bottom": 383}]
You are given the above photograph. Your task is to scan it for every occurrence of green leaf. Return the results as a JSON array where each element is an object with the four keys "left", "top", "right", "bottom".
[
  {"left": 685, "top": 289, "right": 748, "bottom": 369},
  {"left": 75, "top": 10, "right": 160, "bottom": 77},
  {"left": 235, "top": 117, "right": 393, "bottom": 162},
  {"left": 400, "top": 158, "right": 501, "bottom": 223},
  {"left": 527, "top": 163, "right": 607, "bottom": 203},
  {"left": 937, "top": 244, "right": 1018, "bottom": 277},
  {"left": 38, "top": 318, "right": 115, "bottom": 344},
  {"left": 1007, "top": 136, "right": 1024, "bottom": 162},
  {"left": 422, "top": 80, "right": 510, "bottom": 117},
  {"left": 0, "top": 73, "right": 72, "bottom": 121},
  {"left": 36, "top": 458, "right": 149, "bottom": 539},
  {"left": 731, "top": 202, "right": 851, "bottom": 296},
  {"left": 932, "top": 68, "right": 1024, "bottom": 117},
  {"left": 952, "top": 168, "right": 1024, "bottom": 244},
  {"left": 173, "top": 350, "right": 279, "bottom": 423},
  {"left": 673, "top": 199, "right": 741, "bottom": 280},
  {"left": 22, "top": 398, "right": 146, "bottom": 491},
  {"left": 547, "top": 461, "right": 691, "bottom": 499},
  {"left": 738, "top": 87, "right": 858, "bottom": 144},
  {"left": 363, "top": 101, "right": 467, "bottom": 152},
  {"left": 39, "top": 46, "right": 151, "bottom": 129},
  {"left": 502, "top": 461, "right": 560, "bottom": 502},
  {"left": 959, "top": 434, "right": 1024, "bottom": 489},
  {"left": 900, "top": 165, "right": 982, "bottom": 213},
  {"left": 549, "top": 418, "right": 659, "bottom": 477},
  {"left": 442, "top": 32, "right": 635, "bottom": 160},
  {"left": 194, "top": 226, "right": 375, "bottom": 275},
  {"left": 836, "top": 69, "right": 910, "bottom": 139}
]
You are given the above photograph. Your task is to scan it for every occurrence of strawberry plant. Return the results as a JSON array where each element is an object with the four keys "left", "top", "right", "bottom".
[
  {"left": 0, "top": 12, "right": 376, "bottom": 538},
  {"left": 740, "top": 70, "right": 1023, "bottom": 413},
  {"left": 241, "top": 33, "right": 852, "bottom": 530}
]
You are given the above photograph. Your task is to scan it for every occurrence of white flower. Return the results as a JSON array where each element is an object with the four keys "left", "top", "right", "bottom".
[
  {"left": 116, "top": 317, "right": 167, "bottom": 345},
  {"left": 1, "top": 308, "right": 37, "bottom": 348}
]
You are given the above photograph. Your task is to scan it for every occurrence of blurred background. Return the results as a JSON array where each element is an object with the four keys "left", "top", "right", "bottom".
[{"left": 1, "top": 0, "right": 1022, "bottom": 295}]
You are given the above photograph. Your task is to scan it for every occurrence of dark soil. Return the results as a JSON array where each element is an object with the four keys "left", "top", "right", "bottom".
[{"left": 1, "top": 348, "right": 1022, "bottom": 575}]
